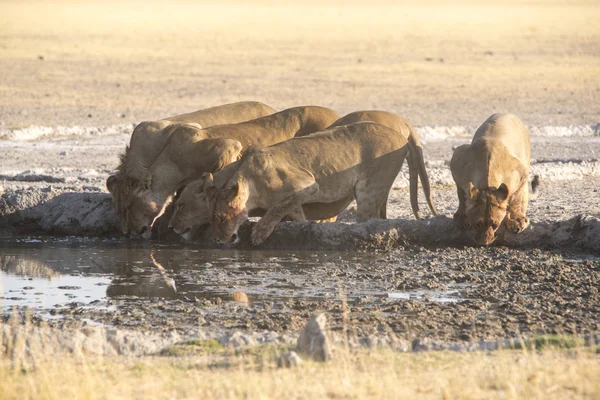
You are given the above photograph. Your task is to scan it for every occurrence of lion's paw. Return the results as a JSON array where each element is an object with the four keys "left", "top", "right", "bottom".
[
  {"left": 505, "top": 216, "right": 529, "bottom": 233},
  {"left": 251, "top": 223, "right": 274, "bottom": 246}
]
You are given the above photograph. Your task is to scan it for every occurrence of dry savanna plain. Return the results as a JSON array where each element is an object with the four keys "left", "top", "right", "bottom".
[{"left": 1, "top": 0, "right": 600, "bottom": 399}]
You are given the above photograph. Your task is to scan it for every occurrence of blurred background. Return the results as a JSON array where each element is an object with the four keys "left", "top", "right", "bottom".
[{"left": 1, "top": 0, "right": 598, "bottom": 127}]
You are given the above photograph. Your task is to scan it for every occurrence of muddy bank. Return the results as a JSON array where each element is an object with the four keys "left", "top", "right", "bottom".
[
  {"left": 242, "top": 214, "right": 600, "bottom": 253},
  {"left": 2, "top": 187, "right": 599, "bottom": 253},
  {"left": 2, "top": 244, "right": 598, "bottom": 346},
  {"left": 0, "top": 191, "right": 119, "bottom": 236}
]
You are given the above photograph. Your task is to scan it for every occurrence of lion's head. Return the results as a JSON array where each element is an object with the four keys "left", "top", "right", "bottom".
[
  {"left": 465, "top": 182, "right": 509, "bottom": 245},
  {"left": 168, "top": 180, "right": 210, "bottom": 240},
  {"left": 202, "top": 173, "right": 248, "bottom": 245},
  {"left": 108, "top": 172, "right": 166, "bottom": 239}
]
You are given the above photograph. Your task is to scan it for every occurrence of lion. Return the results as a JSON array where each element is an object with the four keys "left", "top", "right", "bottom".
[
  {"left": 329, "top": 110, "right": 438, "bottom": 219},
  {"left": 106, "top": 101, "right": 276, "bottom": 233},
  {"left": 167, "top": 111, "right": 433, "bottom": 240},
  {"left": 450, "top": 113, "right": 539, "bottom": 245},
  {"left": 125, "top": 106, "right": 340, "bottom": 238},
  {"left": 168, "top": 168, "right": 344, "bottom": 240},
  {"left": 195, "top": 121, "right": 410, "bottom": 246}
]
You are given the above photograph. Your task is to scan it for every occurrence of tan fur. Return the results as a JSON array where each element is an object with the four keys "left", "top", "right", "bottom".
[
  {"left": 450, "top": 113, "right": 532, "bottom": 245},
  {"left": 127, "top": 106, "right": 340, "bottom": 238},
  {"left": 329, "top": 110, "right": 438, "bottom": 219},
  {"left": 169, "top": 167, "right": 343, "bottom": 238},
  {"left": 106, "top": 101, "right": 276, "bottom": 234},
  {"left": 198, "top": 122, "right": 410, "bottom": 246}
]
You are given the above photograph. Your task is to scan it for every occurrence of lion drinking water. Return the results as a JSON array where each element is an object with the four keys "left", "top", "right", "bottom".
[
  {"left": 106, "top": 101, "right": 276, "bottom": 234},
  {"left": 451, "top": 113, "right": 539, "bottom": 245},
  {"left": 124, "top": 106, "right": 340, "bottom": 238},
  {"left": 194, "top": 122, "right": 411, "bottom": 246}
]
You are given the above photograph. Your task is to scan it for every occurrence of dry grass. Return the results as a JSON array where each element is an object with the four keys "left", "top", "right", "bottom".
[
  {"left": 1, "top": 322, "right": 599, "bottom": 400},
  {"left": 1, "top": 346, "right": 599, "bottom": 399}
]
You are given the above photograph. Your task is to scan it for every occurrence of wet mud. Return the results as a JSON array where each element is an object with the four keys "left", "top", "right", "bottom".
[{"left": 2, "top": 242, "right": 598, "bottom": 349}]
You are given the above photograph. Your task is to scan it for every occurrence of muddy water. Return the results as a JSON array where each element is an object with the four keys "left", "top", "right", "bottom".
[
  {"left": 1, "top": 239, "right": 598, "bottom": 343},
  {"left": 1, "top": 240, "right": 461, "bottom": 311}
]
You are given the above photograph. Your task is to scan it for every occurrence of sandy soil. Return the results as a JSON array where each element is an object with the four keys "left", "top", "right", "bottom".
[{"left": 0, "top": 0, "right": 599, "bottom": 127}]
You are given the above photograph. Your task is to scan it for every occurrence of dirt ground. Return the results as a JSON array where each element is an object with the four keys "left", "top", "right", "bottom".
[
  {"left": 0, "top": 0, "right": 599, "bottom": 127},
  {"left": 1, "top": 0, "right": 599, "bottom": 351}
]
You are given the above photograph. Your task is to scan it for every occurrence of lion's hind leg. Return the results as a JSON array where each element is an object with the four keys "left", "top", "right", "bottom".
[{"left": 354, "top": 179, "right": 390, "bottom": 222}]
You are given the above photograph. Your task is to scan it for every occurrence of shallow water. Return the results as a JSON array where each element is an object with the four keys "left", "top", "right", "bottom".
[{"left": 0, "top": 239, "right": 468, "bottom": 315}]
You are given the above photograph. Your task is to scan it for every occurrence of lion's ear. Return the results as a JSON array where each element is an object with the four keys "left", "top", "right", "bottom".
[
  {"left": 497, "top": 183, "right": 509, "bottom": 201},
  {"left": 106, "top": 175, "right": 118, "bottom": 194},
  {"left": 201, "top": 173, "right": 216, "bottom": 199},
  {"left": 140, "top": 173, "right": 152, "bottom": 191},
  {"left": 468, "top": 182, "right": 479, "bottom": 199},
  {"left": 227, "top": 182, "right": 240, "bottom": 201}
]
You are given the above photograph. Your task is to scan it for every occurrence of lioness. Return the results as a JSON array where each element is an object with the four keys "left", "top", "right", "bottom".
[
  {"left": 329, "top": 110, "right": 438, "bottom": 219},
  {"left": 451, "top": 113, "right": 537, "bottom": 245},
  {"left": 107, "top": 101, "right": 276, "bottom": 233},
  {"left": 127, "top": 106, "right": 340, "bottom": 238},
  {"left": 168, "top": 169, "right": 345, "bottom": 240},
  {"left": 198, "top": 122, "right": 410, "bottom": 246}
]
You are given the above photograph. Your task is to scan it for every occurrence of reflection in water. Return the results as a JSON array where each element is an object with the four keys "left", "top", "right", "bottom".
[
  {"left": 0, "top": 245, "right": 186, "bottom": 308},
  {"left": 388, "top": 290, "right": 461, "bottom": 303},
  {"left": 1, "top": 241, "right": 457, "bottom": 316},
  {"left": 106, "top": 251, "right": 177, "bottom": 298},
  {"left": 0, "top": 255, "right": 59, "bottom": 279}
]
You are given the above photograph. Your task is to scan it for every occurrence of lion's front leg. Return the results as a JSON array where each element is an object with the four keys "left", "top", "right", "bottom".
[
  {"left": 505, "top": 184, "right": 529, "bottom": 233},
  {"left": 251, "top": 184, "right": 319, "bottom": 246},
  {"left": 453, "top": 186, "right": 469, "bottom": 230}
]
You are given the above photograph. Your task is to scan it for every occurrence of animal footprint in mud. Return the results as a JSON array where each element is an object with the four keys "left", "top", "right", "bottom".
[{"left": 506, "top": 216, "right": 530, "bottom": 233}]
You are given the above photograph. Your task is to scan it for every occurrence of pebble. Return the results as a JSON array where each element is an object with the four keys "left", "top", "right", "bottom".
[{"left": 277, "top": 351, "right": 303, "bottom": 368}]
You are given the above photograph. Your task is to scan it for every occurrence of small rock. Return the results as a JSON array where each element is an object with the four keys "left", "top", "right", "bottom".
[
  {"left": 222, "top": 331, "right": 257, "bottom": 348},
  {"left": 296, "top": 312, "right": 333, "bottom": 362},
  {"left": 38, "top": 55, "right": 44, "bottom": 61},
  {"left": 231, "top": 291, "right": 249, "bottom": 303},
  {"left": 277, "top": 351, "right": 303, "bottom": 368}
]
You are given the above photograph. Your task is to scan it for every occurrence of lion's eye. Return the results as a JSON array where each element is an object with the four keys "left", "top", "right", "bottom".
[
  {"left": 219, "top": 215, "right": 227, "bottom": 223},
  {"left": 491, "top": 222, "right": 499, "bottom": 230}
]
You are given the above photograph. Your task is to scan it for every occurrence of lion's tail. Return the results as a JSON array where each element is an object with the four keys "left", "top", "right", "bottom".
[
  {"left": 529, "top": 175, "right": 540, "bottom": 200},
  {"left": 407, "top": 129, "right": 439, "bottom": 219}
]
